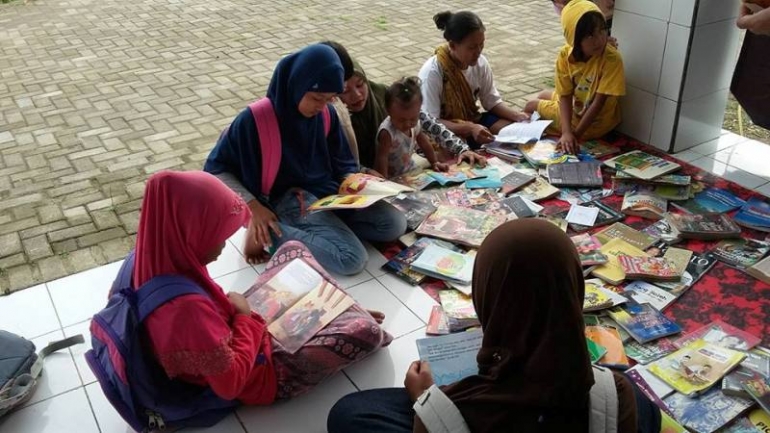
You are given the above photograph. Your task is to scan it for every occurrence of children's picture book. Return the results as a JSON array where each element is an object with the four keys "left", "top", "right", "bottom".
[
  {"left": 618, "top": 255, "right": 682, "bottom": 282},
  {"left": 484, "top": 141, "right": 523, "bottom": 162},
  {"left": 308, "top": 174, "right": 414, "bottom": 211},
  {"left": 426, "top": 305, "right": 480, "bottom": 335},
  {"left": 722, "top": 409, "right": 770, "bottom": 433},
  {"left": 439, "top": 290, "right": 477, "bottom": 320},
  {"left": 494, "top": 119, "right": 553, "bottom": 144},
  {"left": 642, "top": 216, "right": 682, "bottom": 245},
  {"left": 586, "top": 338, "right": 608, "bottom": 363},
  {"left": 426, "top": 165, "right": 481, "bottom": 186},
  {"left": 389, "top": 195, "right": 437, "bottom": 231},
  {"left": 723, "top": 349, "right": 770, "bottom": 397},
  {"left": 621, "top": 191, "right": 667, "bottom": 220},
  {"left": 740, "top": 371, "right": 770, "bottom": 413},
  {"left": 712, "top": 238, "right": 770, "bottom": 269},
  {"left": 674, "top": 320, "right": 761, "bottom": 351},
  {"left": 603, "top": 150, "right": 681, "bottom": 180},
  {"left": 584, "top": 314, "right": 632, "bottom": 342},
  {"left": 411, "top": 244, "right": 475, "bottom": 285},
  {"left": 499, "top": 170, "right": 536, "bottom": 195},
  {"left": 608, "top": 302, "right": 681, "bottom": 344},
  {"left": 580, "top": 140, "right": 621, "bottom": 158},
  {"left": 391, "top": 171, "right": 437, "bottom": 190},
  {"left": 583, "top": 278, "right": 627, "bottom": 312},
  {"left": 668, "top": 212, "right": 742, "bottom": 240},
  {"left": 591, "top": 238, "right": 650, "bottom": 285},
  {"left": 662, "top": 247, "right": 693, "bottom": 276},
  {"left": 442, "top": 187, "right": 491, "bottom": 209},
  {"left": 416, "top": 329, "right": 483, "bottom": 386},
  {"left": 624, "top": 338, "right": 677, "bottom": 365},
  {"left": 584, "top": 325, "right": 630, "bottom": 368},
  {"left": 546, "top": 161, "right": 603, "bottom": 188},
  {"left": 734, "top": 197, "right": 770, "bottom": 232},
  {"left": 248, "top": 258, "right": 355, "bottom": 354},
  {"left": 654, "top": 252, "right": 718, "bottom": 296},
  {"left": 596, "top": 222, "right": 659, "bottom": 250},
  {"left": 510, "top": 176, "right": 560, "bottom": 202},
  {"left": 671, "top": 187, "right": 746, "bottom": 215},
  {"left": 622, "top": 281, "right": 678, "bottom": 311},
  {"left": 571, "top": 234, "right": 609, "bottom": 266},
  {"left": 558, "top": 200, "right": 625, "bottom": 233},
  {"left": 519, "top": 139, "right": 573, "bottom": 167},
  {"left": 664, "top": 386, "right": 754, "bottom": 433},
  {"left": 465, "top": 167, "right": 502, "bottom": 189},
  {"left": 649, "top": 339, "right": 746, "bottom": 396},
  {"left": 416, "top": 205, "right": 507, "bottom": 248},
  {"left": 382, "top": 237, "right": 464, "bottom": 285}
]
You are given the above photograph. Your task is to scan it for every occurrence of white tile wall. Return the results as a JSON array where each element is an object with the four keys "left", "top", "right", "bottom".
[
  {"left": 615, "top": 0, "right": 672, "bottom": 21},
  {"left": 669, "top": 0, "right": 697, "bottom": 26},
  {"left": 695, "top": 0, "right": 741, "bottom": 26},
  {"left": 650, "top": 96, "right": 679, "bottom": 151},
  {"left": 673, "top": 89, "right": 730, "bottom": 152},
  {"left": 681, "top": 19, "right": 741, "bottom": 101},
  {"left": 617, "top": 85, "right": 657, "bottom": 144},
  {"left": 613, "top": 10, "right": 668, "bottom": 94},
  {"left": 658, "top": 23, "right": 690, "bottom": 101}
]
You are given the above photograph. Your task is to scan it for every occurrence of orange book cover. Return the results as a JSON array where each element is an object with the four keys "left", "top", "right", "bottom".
[{"left": 585, "top": 325, "right": 630, "bottom": 367}]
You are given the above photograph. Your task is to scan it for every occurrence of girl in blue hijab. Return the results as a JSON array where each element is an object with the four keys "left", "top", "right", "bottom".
[{"left": 205, "top": 44, "right": 407, "bottom": 275}]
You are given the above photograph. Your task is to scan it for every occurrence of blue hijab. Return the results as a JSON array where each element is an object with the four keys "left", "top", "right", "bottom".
[{"left": 204, "top": 44, "right": 357, "bottom": 201}]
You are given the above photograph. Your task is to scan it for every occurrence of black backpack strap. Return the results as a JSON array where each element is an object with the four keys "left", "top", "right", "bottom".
[{"left": 135, "top": 275, "right": 209, "bottom": 323}]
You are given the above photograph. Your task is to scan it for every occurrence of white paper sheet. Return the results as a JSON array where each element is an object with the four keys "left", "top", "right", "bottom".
[
  {"left": 494, "top": 120, "right": 553, "bottom": 144},
  {"left": 565, "top": 204, "right": 600, "bottom": 226}
]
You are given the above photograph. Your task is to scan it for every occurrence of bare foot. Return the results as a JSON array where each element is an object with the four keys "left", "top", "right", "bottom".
[
  {"left": 243, "top": 222, "right": 271, "bottom": 265},
  {"left": 367, "top": 310, "right": 385, "bottom": 324}
]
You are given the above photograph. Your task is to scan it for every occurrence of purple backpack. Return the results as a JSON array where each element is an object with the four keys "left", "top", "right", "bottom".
[{"left": 85, "top": 252, "right": 238, "bottom": 432}]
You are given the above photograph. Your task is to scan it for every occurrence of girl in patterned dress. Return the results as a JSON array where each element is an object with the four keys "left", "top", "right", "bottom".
[{"left": 374, "top": 77, "right": 450, "bottom": 179}]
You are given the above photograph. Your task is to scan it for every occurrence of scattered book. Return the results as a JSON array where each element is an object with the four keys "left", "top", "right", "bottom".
[
  {"left": 622, "top": 281, "right": 678, "bottom": 311},
  {"left": 308, "top": 174, "right": 415, "bottom": 211},
  {"left": 499, "top": 170, "right": 536, "bottom": 195},
  {"left": 642, "top": 216, "right": 682, "bottom": 245},
  {"left": 246, "top": 258, "right": 354, "bottom": 354},
  {"left": 734, "top": 197, "right": 770, "bottom": 232},
  {"left": 559, "top": 200, "right": 625, "bottom": 233},
  {"left": 664, "top": 386, "right": 754, "bottom": 433},
  {"left": 416, "top": 205, "right": 507, "bottom": 248},
  {"left": 662, "top": 247, "right": 693, "bottom": 275},
  {"left": 626, "top": 366, "right": 677, "bottom": 418},
  {"left": 411, "top": 244, "right": 475, "bottom": 285},
  {"left": 608, "top": 302, "right": 682, "bottom": 344},
  {"left": 712, "top": 237, "right": 770, "bottom": 269},
  {"left": 511, "top": 176, "right": 560, "bottom": 202},
  {"left": 596, "top": 222, "right": 659, "bottom": 250},
  {"left": 539, "top": 214, "right": 569, "bottom": 232},
  {"left": 425, "top": 305, "right": 480, "bottom": 335},
  {"left": 585, "top": 325, "right": 630, "bottom": 368},
  {"left": 494, "top": 119, "right": 553, "bottom": 144},
  {"left": 654, "top": 252, "right": 718, "bottom": 297},
  {"left": 624, "top": 338, "right": 677, "bottom": 365},
  {"left": 465, "top": 167, "right": 502, "bottom": 189},
  {"left": 740, "top": 370, "right": 770, "bottom": 414},
  {"left": 484, "top": 141, "right": 523, "bottom": 162},
  {"left": 621, "top": 191, "right": 667, "bottom": 220},
  {"left": 391, "top": 171, "right": 438, "bottom": 190},
  {"left": 416, "top": 330, "right": 483, "bottom": 386},
  {"left": 586, "top": 338, "right": 608, "bottom": 363},
  {"left": 398, "top": 231, "right": 418, "bottom": 247},
  {"left": 672, "top": 187, "right": 746, "bottom": 215},
  {"left": 439, "top": 290, "right": 477, "bottom": 319},
  {"left": 583, "top": 278, "right": 627, "bottom": 312},
  {"left": 584, "top": 314, "right": 632, "bottom": 342},
  {"left": 473, "top": 195, "right": 535, "bottom": 219},
  {"left": 519, "top": 139, "right": 572, "bottom": 166},
  {"left": 407, "top": 189, "right": 449, "bottom": 207},
  {"left": 721, "top": 409, "right": 770, "bottom": 433},
  {"left": 546, "top": 161, "right": 603, "bottom": 188},
  {"left": 382, "top": 237, "right": 463, "bottom": 285},
  {"left": 565, "top": 203, "right": 600, "bottom": 226},
  {"left": 604, "top": 150, "right": 681, "bottom": 180},
  {"left": 668, "top": 213, "right": 742, "bottom": 240},
  {"left": 747, "top": 253, "right": 770, "bottom": 284},
  {"left": 591, "top": 238, "right": 649, "bottom": 285},
  {"left": 426, "top": 165, "right": 481, "bottom": 186},
  {"left": 673, "top": 320, "right": 761, "bottom": 351},
  {"left": 618, "top": 255, "right": 681, "bottom": 282},
  {"left": 580, "top": 140, "right": 621, "bottom": 158},
  {"left": 649, "top": 339, "right": 746, "bottom": 396},
  {"left": 389, "top": 195, "right": 436, "bottom": 231},
  {"left": 571, "top": 234, "right": 609, "bottom": 266},
  {"left": 558, "top": 186, "right": 612, "bottom": 205}
]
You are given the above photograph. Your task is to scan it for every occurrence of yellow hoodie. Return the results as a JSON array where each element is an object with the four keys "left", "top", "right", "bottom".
[{"left": 538, "top": 0, "right": 626, "bottom": 139}]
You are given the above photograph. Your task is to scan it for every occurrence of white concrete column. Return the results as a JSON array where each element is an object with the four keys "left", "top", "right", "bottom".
[{"left": 613, "top": 0, "right": 742, "bottom": 153}]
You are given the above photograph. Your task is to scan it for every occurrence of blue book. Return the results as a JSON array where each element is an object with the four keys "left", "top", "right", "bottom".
[
  {"left": 673, "top": 188, "right": 746, "bottom": 214},
  {"left": 464, "top": 167, "right": 502, "bottom": 189},
  {"left": 608, "top": 302, "right": 681, "bottom": 344},
  {"left": 664, "top": 386, "right": 754, "bottom": 433},
  {"left": 734, "top": 197, "right": 770, "bottom": 230},
  {"left": 416, "top": 330, "right": 482, "bottom": 386}
]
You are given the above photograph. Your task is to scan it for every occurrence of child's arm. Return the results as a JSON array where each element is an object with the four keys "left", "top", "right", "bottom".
[
  {"left": 574, "top": 93, "right": 608, "bottom": 140},
  {"left": 558, "top": 95, "right": 579, "bottom": 154},
  {"left": 417, "top": 132, "right": 449, "bottom": 172},
  {"left": 375, "top": 130, "right": 392, "bottom": 179}
]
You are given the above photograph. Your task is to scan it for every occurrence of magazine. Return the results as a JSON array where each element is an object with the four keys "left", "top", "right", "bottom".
[
  {"left": 382, "top": 237, "right": 463, "bottom": 285},
  {"left": 711, "top": 238, "right": 770, "bottom": 269},
  {"left": 624, "top": 338, "right": 677, "bottom": 365},
  {"left": 389, "top": 195, "right": 437, "bottom": 231},
  {"left": 596, "top": 222, "right": 659, "bottom": 251},
  {"left": 608, "top": 302, "right": 681, "bottom": 344},
  {"left": 591, "top": 238, "right": 650, "bottom": 285},
  {"left": 673, "top": 320, "right": 761, "bottom": 351},
  {"left": 603, "top": 150, "right": 681, "bottom": 180},
  {"left": 622, "top": 281, "right": 678, "bottom": 311},
  {"left": 584, "top": 325, "right": 630, "bottom": 368},
  {"left": 571, "top": 234, "right": 609, "bottom": 266},
  {"left": 668, "top": 213, "right": 742, "bottom": 240},
  {"left": 664, "top": 386, "right": 754, "bottom": 433},
  {"left": 416, "top": 329, "right": 483, "bottom": 386},
  {"left": 416, "top": 205, "right": 507, "bottom": 248},
  {"left": 649, "top": 339, "right": 746, "bottom": 396},
  {"left": 246, "top": 258, "right": 354, "bottom": 354},
  {"left": 309, "top": 173, "right": 414, "bottom": 211},
  {"left": 411, "top": 244, "right": 475, "bottom": 285},
  {"left": 621, "top": 191, "right": 667, "bottom": 220}
]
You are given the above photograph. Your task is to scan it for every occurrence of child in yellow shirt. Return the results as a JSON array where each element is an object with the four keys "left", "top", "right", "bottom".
[{"left": 525, "top": 0, "right": 625, "bottom": 154}]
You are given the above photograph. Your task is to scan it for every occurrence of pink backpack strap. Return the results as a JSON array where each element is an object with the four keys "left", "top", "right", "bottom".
[
  {"left": 322, "top": 105, "right": 331, "bottom": 136},
  {"left": 249, "top": 98, "right": 281, "bottom": 197}
]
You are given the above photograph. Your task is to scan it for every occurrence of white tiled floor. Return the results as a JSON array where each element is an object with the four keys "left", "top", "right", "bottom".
[
  {"left": 0, "top": 233, "right": 434, "bottom": 433},
  {"left": 2, "top": 130, "right": 770, "bottom": 433}
]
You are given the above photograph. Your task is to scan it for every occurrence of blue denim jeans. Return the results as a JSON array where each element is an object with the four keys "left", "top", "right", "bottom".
[{"left": 271, "top": 188, "right": 407, "bottom": 276}]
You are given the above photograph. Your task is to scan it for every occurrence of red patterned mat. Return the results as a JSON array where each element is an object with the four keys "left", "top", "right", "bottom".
[{"left": 377, "top": 134, "right": 770, "bottom": 346}]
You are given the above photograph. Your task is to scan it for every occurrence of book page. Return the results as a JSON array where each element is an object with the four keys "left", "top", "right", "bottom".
[
  {"left": 494, "top": 120, "right": 552, "bottom": 143},
  {"left": 247, "top": 258, "right": 324, "bottom": 324},
  {"left": 339, "top": 173, "right": 413, "bottom": 196},
  {"left": 416, "top": 330, "right": 483, "bottom": 386}
]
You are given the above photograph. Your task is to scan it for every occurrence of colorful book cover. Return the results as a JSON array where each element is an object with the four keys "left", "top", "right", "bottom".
[
  {"left": 474, "top": 195, "right": 535, "bottom": 219},
  {"left": 596, "top": 222, "right": 659, "bottom": 251},
  {"left": 309, "top": 173, "right": 414, "bottom": 211},
  {"left": 586, "top": 338, "right": 608, "bottom": 363},
  {"left": 584, "top": 279, "right": 626, "bottom": 311},
  {"left": 416, "top": 205, "right": 507, "bottom": 248},
  {"left": 741, "top": 348, "right": 770, "bottom": 377},
  {"left": 621, "top": 191, "right": 668, "bottom": 220},
  {"left": 662, "top": 247, "right": 693, "bottom": 276},
  {"left": 560, "top": 200, "right": 625, "bottom": 233},
  {"left": 654, "top": 252, "right": 718, "bottom": 296},
  {"left": 465, "top": 167, "right": 502, "bottom": 189},
  {"left": 580, "top": 140, "right": 620, "bottom": 158},
  {"left": 484, "top": 141, "right": 523, "bottom": 161},
  {"left": 618, "top": 255, "right": 682, "bottom": 282},
  {"left": 609, "top": 302, "right": 681, "bottom": 344},
  {"left": 499, "top": 170, "right": 536, "bottom": 195},
  {"left": 391, "top": 171, "right": 437, "bottom": 190},
  {"left": 510, "top": 176, "right": 560, "bottom": 202},
  {"left": 426, "top": 305, "right": 451, "bottom": 335},
  {"left": 585, "top": 325, "right": 630, "bottom": 368},
  {"left": 664, "top": 386, "right": 754, "bottom": 433},
  {"left": 546, "top": 161, "right": 603, "bottom": 188},
  {"left": 571, "top": 233, "right": 609, "bottom": 266},
  {"left": 388, "top": 195, "right": 437, "bottom": 231},
  {"left": 673, "top": 320, "right": 761, "bottom": 351},
  {"left": 382, "top": 237, "right": 464, "bottom": 285},
  {"left": 723, "top": 367, "right": 764, "bottom": 399},
  {"left": 247, "top": 258, "right": 325, "bottom": 324},
  {"left": 649, "top": 339, "right": 746, "bottom": 396},
  {"left": 612, "top": 180, "right": 691, "bottom": 201},
  {"left": 712, "top": 238, "right": 770, "bottom": 269},
  {"left": 734, "top": 197, "right": 770, "bottom": 231},
  {"left": 625, "top": 366, "right": 676, "bottom": 417},
  {"left": 591, "top": 238, "right": 649, "bottom": 285},
  {"left": 407, "top": 189, "right": 449, "bottom": 207},
  {"left": 622, "top": 281, "right": 678, "bottom": 311},
  {"left": 439, "top": 290, "right": 477, "bottom": 320},
  {"left": 426, "top": 165, "right": 481, "bottom": 186},
  {"left": 416, "top": 329, "right": 483, "bottom": 386},
  {"left": 672, "top": 187, "right": 746, "bottom": 215},
  {"left": 443, "top": 187, "right": 494, "bottom": 209},
  {"left": 747, "top": 254, "right": 770, "bottom": 284},
  {"left": 642, "top": 216, "right": 682, "bottom": 245},
  {"left": 722, "top": 410, "right": 770, "bottom": 433},
  {"left": 604, "top": 150, "right": 681, "bottom": 180},
  {"left": 624, "top": 338, "right": 677, "bottom": 364},
  {"left": 558, "top": 186, "right": 612, "bottom": 205},
  {"left": 584, "top": 314, "right": 632, "bottom": 342},
  {"left": 411, "top": 244, "right": 475, "bottom": 285},
  {"left": 539, "top": 214, "right": 568, "bottom": 232},
  {"left": 519, "top": 139, "right": 571, "bottom": 166},
  {"left": 613, "top": 171, "right": 691, "bottom": 186},
  {"left": 668, "top": 212, "right": 742, "bottom": 240}
]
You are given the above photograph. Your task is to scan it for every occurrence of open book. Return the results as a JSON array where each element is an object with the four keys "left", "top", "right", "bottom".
[
  {"left": 308, "top": 173, "right": 414, "bottom": 211},
  {"left": 246, "top": 258, "right": 354, "bottom": 353},
  {"left": 416, "top": 330, "right": 483, "bottom": 386}
]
